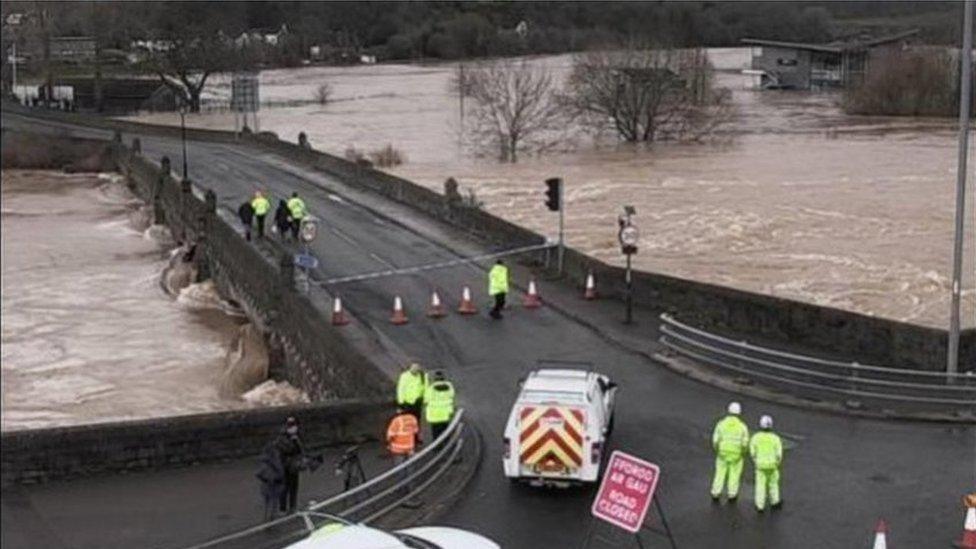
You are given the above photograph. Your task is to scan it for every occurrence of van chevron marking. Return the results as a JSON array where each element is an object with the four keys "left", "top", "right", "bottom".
[{"left": 519, "top": 406, "right": 585, "bottom": 468}]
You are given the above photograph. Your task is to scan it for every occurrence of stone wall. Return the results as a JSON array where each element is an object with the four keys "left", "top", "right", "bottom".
[
  {"left": 2, "top": 400, "right": 392, "bottom": 484},
  {"left": 246, "top": 130, "right": 976, "bottom": 372},
  {"left": 116, "top": 146, "right": 394, "bottom": 399},
  {"left": 6, "top": 103, "right": 971, "bottom": 371},
  {"left": 1, "top": 129, "right": 115, "bottom": 171}
]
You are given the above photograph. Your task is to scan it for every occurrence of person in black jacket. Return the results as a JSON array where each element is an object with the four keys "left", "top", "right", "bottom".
[
  {"left": 274, "top": 417, "right": 305, "bottom": 513},
  {"left": 256, "top": 442, "right": 285, "bottom": 520},
  {"left": 274, "top": 199, "right": 292, "bottom": 242},
  {"left": 237, "top": 201, "right": 254, "bottom": 241}
]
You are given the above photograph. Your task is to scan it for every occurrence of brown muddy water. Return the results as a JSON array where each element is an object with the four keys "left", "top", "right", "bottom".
[
  {"left": 1, "top": 170, "right": 306, "bottom": 431},
  {"left": 123, "top": 48, "right": 974, "bottom": 328}
]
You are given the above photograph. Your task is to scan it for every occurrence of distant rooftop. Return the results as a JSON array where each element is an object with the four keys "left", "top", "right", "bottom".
[{"left": 741, "top": 29, "right": 919, "bottom": 54}]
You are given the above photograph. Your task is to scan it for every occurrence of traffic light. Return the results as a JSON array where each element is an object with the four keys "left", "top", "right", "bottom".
[{"left": 544, "top": 178, "right": 561, "bottom": 211}]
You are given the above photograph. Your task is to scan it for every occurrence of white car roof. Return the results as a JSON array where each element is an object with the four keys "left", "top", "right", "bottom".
[
  {"left": 398, "top": 527, "right": 500, "bottom": 549},
  {"left": 523, "top": 369, "right": 592, "bottom": 393},
  {"left": 286, "top": 525, "right": 404, "bottom": 549}
]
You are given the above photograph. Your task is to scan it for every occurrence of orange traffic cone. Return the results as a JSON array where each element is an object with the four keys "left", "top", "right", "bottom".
[
  {"left": 458, "top": 286, "right": 477, "bottom": 315},
  {"left": 872, "top": 519, "right": 887, "bottom": 549},
  {"left": 427, "top": 290, "right": 446, "bottom": 318},
  {"left": 584, "top": 272, "right": 597, "bottom": 300},
  {"left": 956, "top": 499, "right": 976, "bottom": 548},
  {"left": 523, "top": 278, "right": 542, "bottom": 309},
  {"left": 390, "top": 295, "right": 408, "bottom": 325},
  {"left": 331, "top": 296, "right": 349, "bottom": 326}
]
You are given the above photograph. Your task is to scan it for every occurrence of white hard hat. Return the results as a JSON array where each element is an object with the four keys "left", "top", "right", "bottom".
[
  {"left": 727, "top": 402, "right": 742, "bottom": 415},
  {"left": 760, "top": 415, "right": 773, "bottom": 429}
]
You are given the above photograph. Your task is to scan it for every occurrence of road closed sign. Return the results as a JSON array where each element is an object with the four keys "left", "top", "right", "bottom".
[{"left": 591, "top": 451, "right": 660, "bottom": 533}]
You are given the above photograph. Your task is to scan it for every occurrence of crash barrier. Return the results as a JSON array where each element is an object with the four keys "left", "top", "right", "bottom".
[
  {"left": 659, "top": 314, "right": 976, "bottom": 414},
  {"left": 184, "top": 410, "right": 467, "bottom": 549}
]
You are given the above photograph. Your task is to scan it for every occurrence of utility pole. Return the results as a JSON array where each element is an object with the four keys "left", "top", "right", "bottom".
[
  {"left": 947, "top": 0, "right": 973, "bottom": 375},
  {"left": 91, "top": 0, "right": 103, "bottom": 112},
  {"left": 458, "top": 62, "right": 464, "bottom": 148},
  {"left": 39, "top": 2, "right": 52, "bottom": 106},
  {"left": 11, "top": 42, "right": 17, "bottom": 92}
]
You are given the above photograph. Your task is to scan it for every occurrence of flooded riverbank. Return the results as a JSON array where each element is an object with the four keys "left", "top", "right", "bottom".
[
  {"left": 1, "top": 170, "right": 305, "bottom": 431},
  {"left": 122, "top": 48, "right": 974, "bottom": 328}
]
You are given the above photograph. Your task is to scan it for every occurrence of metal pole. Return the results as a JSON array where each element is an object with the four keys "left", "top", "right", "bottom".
[
  {"left": 458, "top": 63, "right": 464, "bottom": 147},
  {"left": 947, "top": 0, "right": 973, "bottom": 375},
  {"left": 181, "top": 111, "right": 188, "bottom": 180},
  {"left": 11, "top": 42, "right": 17, "bottom": 92},
  {"left": 653, "top": 496, "right": 678, "bottom": 549},
  {"left": 625, "top": 253, "right": 634, "bottom": 324},
  {"left": 558, "top": 181, "right": 565, "bottom": 275}
]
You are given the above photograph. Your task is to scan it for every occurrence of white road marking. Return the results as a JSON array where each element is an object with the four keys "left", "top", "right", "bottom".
[
  {"left": 332, "top": 227, "right": 359, "bottom": 246},
  {"left": 369, "top": 252, "right": 396, "bottom": 268}
]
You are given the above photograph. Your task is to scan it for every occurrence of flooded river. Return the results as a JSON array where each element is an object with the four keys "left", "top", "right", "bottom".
[
  {"left": 1, "top": 171, "right": 304, "bottom": 431},
  {"left": 124, "top": 48, "right": 974, "bottom": 328}
]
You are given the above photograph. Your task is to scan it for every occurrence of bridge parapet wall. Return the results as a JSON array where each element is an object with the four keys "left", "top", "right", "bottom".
[
  {"left": 2, "top": 400, "right": 391, "bottom": 484},
  {"left": 248, "top": 132, "right": 975, "bottom": 372},
  {"left": 115, "top": 146, "right": 393, "bottom": 399},
  {"left": 4, "top": 104, "right": 970, "bottom": 371}
]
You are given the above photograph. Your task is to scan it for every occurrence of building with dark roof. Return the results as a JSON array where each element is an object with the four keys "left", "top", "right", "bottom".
[{"left": 741, "top": 30, "right": 919, "bottom": 90}]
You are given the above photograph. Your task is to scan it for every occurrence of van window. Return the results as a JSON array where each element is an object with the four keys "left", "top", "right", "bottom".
[{"left": 521, "top": 390, "right": 585, "bottom": 404}]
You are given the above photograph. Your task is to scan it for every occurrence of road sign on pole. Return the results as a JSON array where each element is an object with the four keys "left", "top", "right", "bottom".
[{"left": 591, "top": 451, "right": 660, "bottom": 533}]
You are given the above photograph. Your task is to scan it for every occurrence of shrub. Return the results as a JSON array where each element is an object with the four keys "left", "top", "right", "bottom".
[
  {"left": 368, "top": 144, "right": 405, "bottom": 167},
  {"left": 843, "top": 50, "right": 957, "bottom": 117},
  {"left": 314, "top": 83, "right": 333, "bottom": 105}
]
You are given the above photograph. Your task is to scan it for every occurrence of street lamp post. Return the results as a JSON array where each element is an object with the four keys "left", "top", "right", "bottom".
[
  {"left": 618, "top": 206, "right": 639, "bottom": 325},
  {"left": 178, "top": 99, "right": 188, "bottom": 180},
  {"left": 947, "top": 0, "right": 973, "bottom": 375}
]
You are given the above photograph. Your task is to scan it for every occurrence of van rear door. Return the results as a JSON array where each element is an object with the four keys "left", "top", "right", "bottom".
[{"left": 518, "top": 405, "right": 587, "bottom": 476}]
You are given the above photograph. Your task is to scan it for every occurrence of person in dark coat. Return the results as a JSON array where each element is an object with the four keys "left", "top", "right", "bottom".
[
  {"left": 237, "top": 201, "right": 255, "bottom": 241},
  {"left": 256, "top": 442, "right": 285, "bottom": 520},
  {"left": 274, "top": 416, "right": 306, "bottom": 514},
  {"left": 274, "top": 199, "right": 292, "bottom": 241}
]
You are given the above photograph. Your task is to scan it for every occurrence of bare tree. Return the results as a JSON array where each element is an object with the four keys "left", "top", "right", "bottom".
[
  {"left": 138, "top": 4, "right": 244, "bottom": 112},
  {"left": 143, "top": 35, "right": 237, "bottom": 112},
  {"left": 463, "top": 60, "right": 566, "bottom": 163},
  {"left": 568, "top": 46, "right": 731, "bottom": 143}
]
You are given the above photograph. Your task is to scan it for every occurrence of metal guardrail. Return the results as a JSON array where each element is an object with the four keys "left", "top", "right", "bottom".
[
  {"left": 183, "top": 410, "right": 467, "bottom": 549},
  {"left": 658, "top": 314, "right": 976, "bottom": 412}
]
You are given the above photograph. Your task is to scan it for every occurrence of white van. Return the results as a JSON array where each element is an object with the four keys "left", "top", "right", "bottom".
[{"left": 502, "top": 367, "right": 617, "bottom": 487}]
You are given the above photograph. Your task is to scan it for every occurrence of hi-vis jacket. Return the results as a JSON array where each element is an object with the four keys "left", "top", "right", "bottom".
[{"left": 712, "top": 415, "right": 749, "bottom": 460}]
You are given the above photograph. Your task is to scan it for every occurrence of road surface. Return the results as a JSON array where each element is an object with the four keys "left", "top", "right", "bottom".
[{"left": 3, "top": 111, "right": 973, "bottom": 548}]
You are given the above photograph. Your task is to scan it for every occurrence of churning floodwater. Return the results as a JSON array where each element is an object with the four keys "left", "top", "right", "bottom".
[
  {"left": 1, "top": 170, "right": 306, "bottom": 431},
  {"left": 124, "top": 48, "right": 974, "bottom": 328}
]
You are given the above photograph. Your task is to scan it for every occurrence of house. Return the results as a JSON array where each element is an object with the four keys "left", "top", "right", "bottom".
[
  {"left": 741, "top": 29, "right": 919, "bottom": 90},
  {"left": 54, "top": 77, "right": 174, "bottom": 113},
  {"left": 234, "top": 24, "right": 288, "bottom": 49},
  {"left": 49, "top": 36, "right": 97, "bottom": 63}
]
